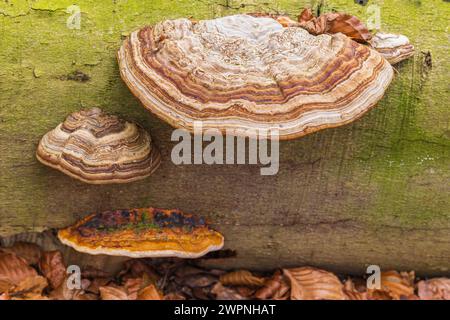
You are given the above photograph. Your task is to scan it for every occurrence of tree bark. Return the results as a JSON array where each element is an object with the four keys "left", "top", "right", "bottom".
[{"left": 0, "top": 0, "right": 448, "bottom": 275}]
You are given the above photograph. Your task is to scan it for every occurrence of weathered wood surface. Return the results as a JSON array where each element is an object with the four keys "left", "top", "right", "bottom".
[{"left": 0, "top": 0, "right": 449, "bottom": 275}]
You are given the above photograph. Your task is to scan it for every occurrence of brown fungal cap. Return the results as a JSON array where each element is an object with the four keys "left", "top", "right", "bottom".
[
  {"left": 370, "top": 32, "right": 415, "bottom": 65},
  {"left": 57, "top": 208, "right": 224, "bottom": 258},
  {"left": 118, "top": 14, "right": 393, "bottom": 140},
  {"left": 36, "top": 108, "right": 161, "bottom": 184}
]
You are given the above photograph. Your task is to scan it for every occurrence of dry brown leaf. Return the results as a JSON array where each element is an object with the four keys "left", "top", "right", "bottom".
[
  {"left": 180, "top": 273, "right": 218, "bottom": 288},
  {"left": 39, "top": 251, "right": 66, "bottom": 289},
  {"left": 369, "top": 271, "right": 415, "bottom": 300},
  {"left": 164, "top": 292, "right": 186, "bottom": 300},
  {"left": 235, "top": 286, "right": 256, "bottom": 298},
  {"left": 72, "top": 291, "right": 98, "bottom": 300},
  {"left": 417, "top": 278, "right": 450, "bottom": 300},
  {"left": 49, "top": 282, "right": 76, "bottom": 300},
  {"left": 49, "top": 277, "right": 93, "bottom": 300},
  {"left": 123, "top": 277, "right": 144, "bottom": 299},
  {"left": 0, "top": 252, "right": 37, "bottom": 285},
  {"left": 82, "top": 266, "right": 111, "bottom": 279},
  {"left": 345, "top": 290, "right": 368, "bottom": 300},
  {"left": 99, "top": 285, "right": 130, "bottom": 300},
  {"left": 123, "top": 272, "right": 157, "bottom": 299},
  {"left": 368, "top": 289, "right": 393, "bottom": 300},
  {"left": 284, "top": 267, "right": 347, "bottom": 300},
  {"left": 48, "top": 277, "right": 77, "bottom": 300},
  {"left": 119, "top": 260, "right": 159, "bottom": 286},
  {"left": 211, "top": 282, "right": 247, "bottom": 300},
  {"left": 9, "top": 275, "right": 48, "bottom": 300},
  {"left": 254, "top": 270, "right": 289, "bottom": 300},
  {"left": 220, "top": 270, "right": 265, "bottom": 287},
  {"left": 86, "top": 277, "right": 111, "bottom": 295},
  {"left": 298, "top": 8, "right": 372, "bottom": 43},
  {"left": 343, "top": 278, "right": 368, "bottom": 300},
  {"left": 0, "top": 242, "right": 42, "bottom": 265},
  {"left": 275, "top": 15, "right": 299, "bottom": 27},
  {"left": 0, "top": 279, "right": 14, "bottom": 294},
  {"left": 192, "top": 286, "right": 210, "bottom": 300},
  {"left": 0, "top": 293, "right": 10, "bottom": 300},
  {"left": 137, "top": 284, "right": 163, "bottom": 300}
]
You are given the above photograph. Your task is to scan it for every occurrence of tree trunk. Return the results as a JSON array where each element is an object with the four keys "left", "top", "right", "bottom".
[{"left": 0, "top": 0, "right": 448, "bottom": 276}]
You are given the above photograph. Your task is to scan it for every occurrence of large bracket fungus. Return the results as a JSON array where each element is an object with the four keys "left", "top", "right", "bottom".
[
  {"left": 57, "top": 208, "right": 224, "bottom": 258},
  {"left": 36, "top": 108, "right": 161, "bottom": 184},
  {"left": 118, "top": 14, "right": 394, "bottom": 140}
]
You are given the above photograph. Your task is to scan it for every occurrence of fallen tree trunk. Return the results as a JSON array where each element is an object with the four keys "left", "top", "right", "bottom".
[{"left": 0, "top": 0, "right": 448, "bottom": 276}]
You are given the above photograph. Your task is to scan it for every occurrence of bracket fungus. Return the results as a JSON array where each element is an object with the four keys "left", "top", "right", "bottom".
[
  {"left": 118, "top": 14, "right": 394, "bottom": 140},
  {"left": 36, "top": 108, "right": 161, "bottom": 184},
  {"left": 370, "top": 33, "right": 415, "bottom": 65},
  {"left": 57, "top": 208, "right": 224, "bottom": 258}
]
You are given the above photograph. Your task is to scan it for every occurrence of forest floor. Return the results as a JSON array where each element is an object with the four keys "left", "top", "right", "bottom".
[{"left": 0, "top": 240, "right": 448, "bottom": 300}]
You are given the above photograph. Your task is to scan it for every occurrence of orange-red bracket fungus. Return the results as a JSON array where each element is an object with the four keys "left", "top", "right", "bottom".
[
  {"left": 118, "top": 14, "right": 393, "bottom": 140},
  {"left": 36, "top": 108, "right": 161, "bottom": 184},
  {"left": 58, "top": 208, "right": 224, "bottom": 258}
]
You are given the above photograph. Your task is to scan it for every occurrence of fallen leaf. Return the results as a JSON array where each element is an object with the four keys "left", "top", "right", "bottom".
[
  {"left": 283, "top": 267, "right": 347, "bottom": 300},
  {"left": 137, "top": 284, "right": 163, "bottom": 300},
  {"left": 86, "top": 277, "right": 111, "bottom": 295},
  {"left": 82, "top": 266, "right": 111, "bottom": 279},
  {"left": 298, "top": 8, "right": 372, "bottom": 43},
  {"left": 0, "top": 293, "right": 10, "bottom": 300},
  {"left": 9, "top": 275, "right": 48, "bottom": 300},
  {"left": 417, "top": 278, "right": 450, "bottom": 300},
  {"left": 369, "top": 271, "right": 415, "bottom": 300},
  {"left": 220, "top": 270, "right": 265, "bottom": 287},
  {"left": 211, "top": 282, "right": 247, "bottom": 300},
  {"left": 123, "top": 277, "right": 144, "bottom": 299},
  {"left": 343, "top": 278, "right": 368, "bottom": 300},
  {"left": 235, "top": 286, "right": 256, "bottom": 298},
  {"left": 192, "top": 286, "right": 211, "bottom": 300},
  {"left": 119, "top": 259, "right": 159, "bottom": 283},
  {"left": 276, "top": 15, "right": 299, "bottom": 27},
  {"left": 254, "top": 270, "right": 289, "bottom": 300},
  {"left": 0, "top": 252, "right": 37, "bottom": 285},
  {"left": 0, "top": 242, "right": 42, "bottom": 265},
  {"left": 39, "top": 251, "right": 66, "bottom": 289},
  {"left": 99, "top": 285, "right": 130, "bottom": 300},
  {"left": 0, "top": 279, "right": 14, "bottom": 293},
  {"left": 179, "top": 273, "right": 218, "bottom": 288},
  {"left": 49, "top": 277, "right": 93, "bottom": 300},
  {"left": 164, "top": 292, "right": 186, "bottom": 300},
  {"left": 72, "top": 291, "right": 98, "bottom": 300}
]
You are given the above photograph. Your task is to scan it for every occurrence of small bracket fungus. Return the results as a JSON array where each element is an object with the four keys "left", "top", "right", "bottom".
[
  {"left": 57, "top": 208, "right": 224, "bottom": 258},
  {"left": 118, "top": 14, "right": 393, "bottom": 140},
  {"left": 36, "top": 108, "right": 161, "bottom": 184},
  {"left": 370, "top": 33, "right": 415, "bottom": 65}
]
